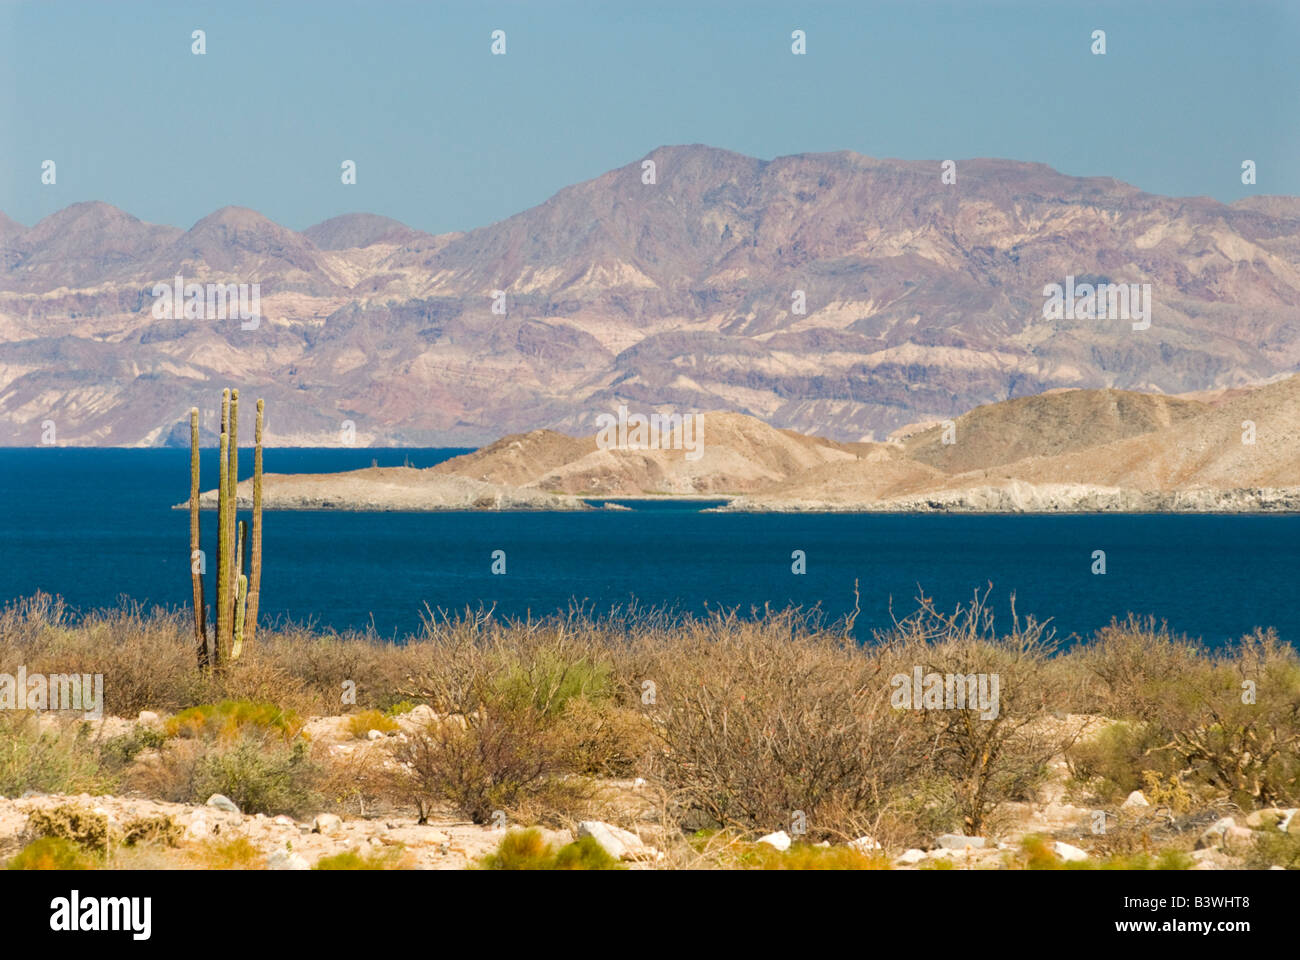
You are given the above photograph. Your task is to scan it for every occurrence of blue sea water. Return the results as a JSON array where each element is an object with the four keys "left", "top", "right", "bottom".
[{"left": 1, "top": 448, "right": 1297, "bottom": 647}]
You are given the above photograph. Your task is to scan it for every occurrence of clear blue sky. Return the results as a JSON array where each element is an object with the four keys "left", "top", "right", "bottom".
[{"left": 2, "top": 0, "right": 1296, "bottom": 234}]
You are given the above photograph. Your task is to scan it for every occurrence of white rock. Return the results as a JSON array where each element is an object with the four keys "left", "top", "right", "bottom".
[
  {"left": 186, "top": 818, "right": 209, "bottom": 839},
  {"left": 273, "top": 815, "right": 295, "bottom": 827},
  {"left": 847, "top": 835, "right": 882, "bottom": 852},
  {"left": 756, "top": 830, "right": 792, "bottom": 852},
  {"left": 137, "top": 710, "right": 160, "bottom": 726},
  {"left": 934, "top": 833, "right": 986, "bottom": 850},
  {"left": 1196, "top": 817, "right": 1237, "bottom": 849},
  {"left": 1052, "top": 841, "right": 1089, "bottom": 862},
  {"left": 205, "top": 794, "right": 240, "bottom": 814},
  {"left": 896, "top": 849, "right": 927, "bottom": 864},
  {"left": 312, "top": 813, "right": 343, "bottom": 835},
  {"left": 577, "top": 820, "right": 647, "bottom": 860},
  {"left": 1120, "top": 790, "right": 1150, "bottom": 810},
  {"left": 266, "top": 850, "right": 309, "bottom": 870},
  {"left": 366, "top": 729, "right": 384, "bottom": 741}
]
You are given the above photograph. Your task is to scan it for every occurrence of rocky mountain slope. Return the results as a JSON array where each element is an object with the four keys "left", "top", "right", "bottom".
[{"left": 4, "top": 145, "right": 1299, "bottom": 445}]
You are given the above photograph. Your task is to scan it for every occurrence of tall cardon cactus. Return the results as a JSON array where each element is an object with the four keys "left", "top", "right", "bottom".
[{"left": 191, "top": 388, "right": 265, "bottom": 670}]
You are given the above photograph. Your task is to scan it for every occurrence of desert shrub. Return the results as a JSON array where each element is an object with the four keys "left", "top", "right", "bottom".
[
  {"left": 477, "top": 829, "right": 621, "bottom": 870},
  {"left": 1067, "top": 720, "right": 1178, "bottom": 802},
  {"left": 7, "top": 836, "right": 96, "bottom": 870},
  {"left": 1009, "top": 834, "right": 1192, "bottom": 870},
  {"left": 872, "top": 590, "right": 1080, "bottom": 836},
  {"left": 345, "top": 709, "right": 398, "bottom": 739},
  {"left": 191, "top": 836, "right": 263, "bottom": 870},
  {"left": 120, "top": 814, "right": 183, "bottom": 848},
  {"left": 1082, "top": 622, "right": 1300, "bottom": 807},
  {"left": 26, "top": 804, "right": 109, "bottom": 849},
  {"left": 648, "top": 608, "right": 915, "bottom": 841},
  {"left": 1246, "top": 830, "right": 1300, "bottom": 869},
  {"left": 127, "top": 732, "right": 320, "bottom": 817},
  {"left": 477, "top": 827, "right": 554, "bottom": 869},
  {"left": 550, "top": 697, "right": 653, "bottom": 777},
  {"left": 735, "top": 842, "right": 890, "bottom": 870},
  {"left": 191, "top": 736, "right": 319, "bottom": 816},
  {"left": 0, "top": 596, "right": 194, "bottom": 716},
  {"left": 552, "top": 835, "right": 622, "bottom": 870},
  {"left": 385, "top": 700, "right": 417, "bottom": 717},
  {"left": 313, "top": 847, "right": 407, "bottom": 870},
  {"left": 394, "top": 704, "right": 558, "bottom": 824},
  {"left": 165, "top": 699, "right": 304, "bottom": 742},
  {"left": 493, "top": 651, "right": 614, "bottom": 716},
  {"left": 0, "top": 715, "right": 114, "bottom": 796},
  {"left": 99, "top": 726, "right": 167, "bottom": 772}
]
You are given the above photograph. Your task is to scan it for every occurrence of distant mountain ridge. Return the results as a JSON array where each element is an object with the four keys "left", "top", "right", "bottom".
[{"left": 1, "top": 145, "right": 1298, "bottom": 446}]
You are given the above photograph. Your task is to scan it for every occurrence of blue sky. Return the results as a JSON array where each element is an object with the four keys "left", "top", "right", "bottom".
[{"left": 2, "top": 0, "right": 1297, "bottom": 234}]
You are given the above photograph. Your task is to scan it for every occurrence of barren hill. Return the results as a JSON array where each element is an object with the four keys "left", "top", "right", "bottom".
[{"left": 203, "top": 377, "right": 1300, "bottom": 512}]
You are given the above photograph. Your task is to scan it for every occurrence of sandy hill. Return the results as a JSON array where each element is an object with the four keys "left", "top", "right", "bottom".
[
  {"left": 433, "top": 411, "right": 857, "bottom": 496},
  {"left": 903, "top": 389, "right": 1210, "bottom": 474},
  {"left": 186, "top": 377, "right": 1300, "bottom": 512},
  {"left": 939, "top": 375, "right": 1300, "bottom": 493}
]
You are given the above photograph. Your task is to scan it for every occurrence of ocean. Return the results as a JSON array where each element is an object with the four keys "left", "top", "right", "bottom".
[{"left": 2, "top": 448, "right": 1297, "bottom": 647}]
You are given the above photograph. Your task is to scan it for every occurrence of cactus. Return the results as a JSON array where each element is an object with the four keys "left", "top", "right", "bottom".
[
  {"left": 214, "top": 390, "right": 231, "bottom": 667},
  {"left": 244, "top": 399, "right": 264, "bottom": 647},
  {"left": 231, "top": 521, "right": 248, "bottom": 660},
  {"left": 189, "top": 408, "right": 207, "bottom": 668},
  {"left": 192, "top": 388, "right": 265, "bottom": 670}
]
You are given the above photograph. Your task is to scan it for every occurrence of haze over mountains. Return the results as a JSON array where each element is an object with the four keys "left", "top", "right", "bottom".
[{"left": 3, "top": 145, "right": 1299, "bottom": 446}]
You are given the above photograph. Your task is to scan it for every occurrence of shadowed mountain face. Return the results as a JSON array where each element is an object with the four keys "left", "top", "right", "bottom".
[{"left": 1, "top": 145, "right": 1298, "bottom": 446}]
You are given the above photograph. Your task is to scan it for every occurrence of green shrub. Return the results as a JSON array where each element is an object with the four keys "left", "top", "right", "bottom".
[
  {"left": 477, "top": 828, "right": 622, "bottom": 870},
  {"left": 313, "top": 847, "right": 405, "bottom": 870},
  {"left": 191, "top": 736, "right": 319, "bottom": 816},
  {"left": 0, "top": 715, "right": 113, "bottom": 796},
  {"left": 100, "top": 727, "right": 167, "bottom": 772},
  {"left": 346, "top": 709, "right": 398, "bottom": 739},
  {"left": 1247, "top": 830, "right": 1300, "bottom": 870},
  {"left": 166, "top": 700, "right": 303, "bottom": 742},
  {"left": 738, "top": 842, "right": 891, "bottom": 870},
  {"left": 1011, "top": 835, "right": 1192, "bottom": 870},
  {"left": 385, "top": 701, "right": 418, "bottom": 717},
  {"left": 494, "top": 652, "right": 614, "bottom": 716},
  {"left": 8, "top": 836, "right": 96, "bottom": 870}
]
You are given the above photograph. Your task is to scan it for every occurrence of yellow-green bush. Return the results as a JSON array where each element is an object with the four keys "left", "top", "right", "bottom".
[
  {"left": 8, "top": 836, "right": 96, "bottom": 870},
  {"left": 346, "top": 709, "right": 399, "bottom": 739},
  {"left": 477, "top": 828, "right": 622, "bottom": 870},
  {"left": 166, "top": 699, "right": 303, "bottom": 742}
]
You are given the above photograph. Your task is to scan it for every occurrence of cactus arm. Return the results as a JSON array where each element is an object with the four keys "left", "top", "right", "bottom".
[
  {"left": 214, "top": 389, "right": 231, "bottom": 667},
  {"left": 245, "top": 398, "right": 264, "bottom": 648},
  {"left": 227, "top": 389, "right": 240, "bottom": 636},
  {"left": 190, "top": 407, "right": 208, "bottom": 669}
]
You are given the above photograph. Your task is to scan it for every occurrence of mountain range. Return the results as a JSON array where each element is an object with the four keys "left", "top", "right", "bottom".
[{"left": 3, "top": 145, "right": 1299, "bottom": 446}]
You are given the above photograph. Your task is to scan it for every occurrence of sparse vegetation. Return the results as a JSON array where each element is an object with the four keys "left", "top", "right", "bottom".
[{"left": 0, "top": 591, "right": 1296, "bottom": 869}]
